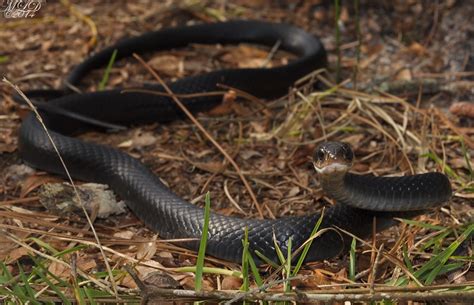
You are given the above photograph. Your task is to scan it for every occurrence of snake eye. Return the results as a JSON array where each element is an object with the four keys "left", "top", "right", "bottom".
[{"left": 316, "top": 149, "right": 325, "bottom": 161}]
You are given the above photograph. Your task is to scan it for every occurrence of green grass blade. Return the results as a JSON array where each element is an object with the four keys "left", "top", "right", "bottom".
[
  {"left": 247, "top": 254, "right": 263, "bottom": 287},
  {"left": 461, "top": 138, "right": 473, "bottom": 180},
  {"left": 0, "top": 55, "right": 9, "bottom": 63},
  {"left": 421, "top": 152, "right": 460, "bottom": 180},
  {"left": 272, "top": 232, "right": 286, "bottom": 265},
  {"left": 241, "top": 226, "right": 250, "bottom": 292},
  {"left": 54, "top": 245, "right": 88, "bottom": 258},
  {"left": 84, "top": 287, "right": 99, "bottom": 305},
  {"left": 195, "top": 191, "right": 211, "bottom": 291},
  {"left": 402, "top": 245, "right": 414, "bottom": 274},
  {"left": 98, "top": 49, "right": 118, "bottom": 91},
  {"left": 254, "top": 250, "right": 279, "bottom": 269},
  {"left": 421, "top": 224, "right": 473, "bottom": 284},
  {"left": 349, "top": 237, "right": 356, "bottom": 281},
  {"left": 399, "top": 219, "right": 446, "bottom": 231},
  {"left": 285, "top": 237, "right": 292, "bottom": 292},
  {"left": 74, "top": 286, "right": 87, "bottom": 305},
  {"left": 17, "top": 263, "right": 41, "bottom": 305},
  {"left": 29, "top": 237, "right": 59, "bottom": 255},
  {"left": 83, "top": 287, "right": 110, "bottom": 303},
  {"left": 33, "top": 266, "right": 71, "bottom": 305},
  {"left": 0, "top": 261, "right": 14, "bottom": 282},
  {"left": 420, "top": 230, "right": 452, "bottom": 253},
  {"left": 29, "top": 255, "right": 69, "bottom": 287},
  {"left": 292, "top": 210, "right": 325, "bottom": 276}
]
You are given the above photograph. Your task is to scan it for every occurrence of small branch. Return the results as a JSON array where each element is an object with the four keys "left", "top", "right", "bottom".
[{"left": 124, "top": 287, "right": 474, "bottom": 303}]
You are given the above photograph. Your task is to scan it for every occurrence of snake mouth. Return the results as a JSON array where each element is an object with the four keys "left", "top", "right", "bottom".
[{"left": 313, "top": 161, "right": 350, "bottom": 175}]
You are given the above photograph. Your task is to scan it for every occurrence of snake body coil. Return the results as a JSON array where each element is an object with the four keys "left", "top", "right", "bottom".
[{"left": 18, "top": 21, "right": 451, "bottom": 264}]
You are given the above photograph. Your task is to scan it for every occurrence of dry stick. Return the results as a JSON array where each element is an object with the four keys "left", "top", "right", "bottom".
[
  {"left": 3, "top": 78, "right": 119, "bottom": 297},
  {"left": 120, "top": 287, "right": 474, "bottom": 303},
  {"left": 369, "top": 244, "right": 384, "bottom": 293},
  {"left": 132, "top": 54, "right": 265, "bottom": 218}
]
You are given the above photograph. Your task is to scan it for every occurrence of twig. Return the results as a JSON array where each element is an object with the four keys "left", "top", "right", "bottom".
[
  {"left": 132, "top": 53, "right": 265, "bottom": 218},
  {"left": 121, "top": 286, "right": 474, "bottom": 303}
]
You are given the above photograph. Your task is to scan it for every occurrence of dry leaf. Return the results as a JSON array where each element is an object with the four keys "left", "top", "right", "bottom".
[
  {"left": 48, "top": 261, "right": 70, "bottom": 279},
  {"left": 121, "top": 260, "right": 166, "bottom": 289},
  {"left": 221, "top": 276, "right": 242, "bottom": 290},
  {"left": 291, "top": 269, "right": 331, "bottom": 289},
  {"left": 240, "top": 150, "right": 263, "bottom": 160},
  {"left": 208, "top": 90, "right": 236, "bottom": 115},
  {"left": 113, "top": 230, "right": 135, "bottom": 239},
  {"left": 341, "top": 134, "right": 365, "bottom": 149},
  {"left": 147, "top": 55, "right": 182, "bottom": 77},
  {"left": 450, "top": 102, "right": 474, "bottom": 119},
  {"left": 143, "top": 270, "right": 181, "bottom": 288},
  {"left": 406, "top": 42, "right": 428, "bottom": 56},
  {"left": 395, "top": 68, "right": 412, "bottom": 81},
  {"left": 220, "top": 45, "right": 269, "bottom": 68},
  {"left": 136, "top": 237, "right": 157, "bottom": 260},
  {"left": 287, "top": 186, "right": 300, "bottom": 197},
  {"left": 20, "top": 174, "right": 62, "bottom": 197},
  {"left": 76, "top": 257, "right": 97, "bottom": 272},
  {"left": 181, "top": 276, "right": 214, "bottom": 290}
]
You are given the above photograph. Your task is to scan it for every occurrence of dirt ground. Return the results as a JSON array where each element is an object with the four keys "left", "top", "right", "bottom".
[{"left": 0, "top": 0, "right": 473, "bottom": 302}]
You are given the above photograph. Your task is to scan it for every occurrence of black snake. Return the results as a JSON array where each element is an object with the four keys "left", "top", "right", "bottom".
[{"left": 17, "top": 21, "right": 452, "bottom": 264}]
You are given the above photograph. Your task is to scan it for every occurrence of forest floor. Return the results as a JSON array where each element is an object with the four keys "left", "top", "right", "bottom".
[{"left": 0, "top": 0, "right": 473, "bottom": 303}]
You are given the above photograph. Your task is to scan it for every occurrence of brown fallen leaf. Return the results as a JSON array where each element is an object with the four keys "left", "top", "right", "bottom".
[
  {"left": 48, "top": 261, "right": 70, "bottom": 280},
  {"left": 395, "top": 68, "right": 412, "bottom": 81},
  {"left": 181, "top": 276, "right": 214, "bottom": 291},
  {"left": 220, "top": 45, "right": 269, "bottom": 68},
  {"left": 208, "top": 90, "right": 236, "bottom": 116},
  {"left": 143, "top": 270, "right": 181, "bottom": 289},
  {"left": 450, "top": 102, "right": 474, "bottom": 119},
  {"left": 406, "top": 42, "right": 428, "bottom": 57},
  {"left": 76, "top": 256, "right": 97, "bottom": 272},
  {"left": 291, "top": 269, "right": 331, "bottom": 289},
  {"left": 136, "top": 236, "right": 157, "bottom": 260},
  {"left": 20, "top": 174, "right": 63, "bottom": 198},
  {"left": 221, "top": 275, "right": 242, "bottom": 290},
  {"left": 147, "top": 55, "right": 182, "bottom": 77}
]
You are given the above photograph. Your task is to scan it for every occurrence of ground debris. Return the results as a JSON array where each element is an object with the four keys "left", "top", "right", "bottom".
[{"left": 38, "top": 182, "right": 126, "bottom": 218}]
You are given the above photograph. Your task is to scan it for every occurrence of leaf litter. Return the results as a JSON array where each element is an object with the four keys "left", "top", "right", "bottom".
[{"left": 0, "top": 0, "right": 472, "bottom": 302}]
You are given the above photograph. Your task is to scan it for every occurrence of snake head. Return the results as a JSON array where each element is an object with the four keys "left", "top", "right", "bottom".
[{"left": 312, "top": 141, "right": 354, "bottom": 175}]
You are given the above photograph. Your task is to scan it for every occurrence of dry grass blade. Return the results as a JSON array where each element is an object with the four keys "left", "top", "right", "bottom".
[
  {"left": 59, "top": 0, "right": 97, "bottom": 50},
  {"left": 131, "top": 53, "right": 265, "bottom": 218}
]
